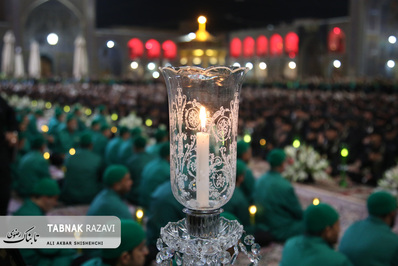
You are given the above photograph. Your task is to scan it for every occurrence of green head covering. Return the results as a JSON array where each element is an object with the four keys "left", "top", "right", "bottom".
[
  {"left": 119, "top": 126, "right": 129, "bottom": 136},
  {"left": 31, "top": 135, "right": 46, "bottom": 149},
  {"left": 267, "top": 149, "right": 286, "bottom": 167},
  {"left": 103, "top": 165, "right": 129, "bottom": 187},
  {"left": 131, "top": 127, "right": 142, "bottom": 138},
  {"left": 72, "top": 105, "right": 82, "bottom": 114},
  {"left": 35, "top": 109, "right": 44, "bottom": 116},
  {"left": 102, "top": 219, "right": 145, "bottom": 259},
  {"left": 134, "top": 136, "right": 147, "bottom": 149},
  {"left": 80, "top": 132, "right": 92, "bottom": 147},
  {"left": 66, "top": 113, "right": 76, "bottom": 123},
  {"left": 236, "top": 159, "right": 246, "bottom": 178},
  {"left": 304, "top": 203, "right": 339, "bottom": 234},
  {"left": 367, "top": 191, "right": 397, "bottom": 217},
  {"left": 159, "top": 142, "right": 170, "bottom": 158},
  {"left": 54, "top": 107, "right": 63, "bottom": 117},
  {"left": 237, "top": 140, "right": 250, "bottom": 159},
  {"left": 155, "top": 128, "right": 168, "bottom": 142},
  {"left": 97, "top": 105, "right": 106, "bottom": 112},
  {"left": 32, "top": 179, "right": 60, "bottom": 196},
  {"left": 100, "top": 123, "right": 110, "bottom": 131},
  {"left": 91, "top": 117, "right": 101, "bottom": 127}
]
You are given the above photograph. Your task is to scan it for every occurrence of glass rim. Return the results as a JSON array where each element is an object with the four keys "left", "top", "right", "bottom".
[{"left": 159, "top": 65, "right": 249, "bottom": 74}]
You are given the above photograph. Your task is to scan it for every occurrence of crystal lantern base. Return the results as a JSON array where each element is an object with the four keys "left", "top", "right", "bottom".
[{"left": 156, "top": 208, "right": 261, "bottom": 265}]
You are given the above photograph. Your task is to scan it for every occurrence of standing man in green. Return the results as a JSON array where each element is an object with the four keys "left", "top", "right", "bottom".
[
  {"left": 14, "top": 179, "right": 77, "bottom": 265},
  {"left": 280, "top": 203, "right": 353, "bottom": 266},
  {"left": 16, "top": 135, "right": 51, "bottom": 198},
  {"left": 87, "top": 164, "right": 133, "bottom": 219},
  {"left": 60, "top": 132, "right": 103, "bottom": 205},
  {"left": 253, "top": 148, "right": 304, "bottom": 242},
  {"left": 339, "top": 191, "right": 398, "bottom": 265}
]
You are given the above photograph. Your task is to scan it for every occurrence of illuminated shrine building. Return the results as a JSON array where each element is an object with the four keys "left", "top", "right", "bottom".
[{"left": 0, "top": 0, "right": 397, "bottom": 79}]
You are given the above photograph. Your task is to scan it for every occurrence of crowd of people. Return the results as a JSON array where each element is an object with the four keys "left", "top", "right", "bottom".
[{"left": 0, "top": 79, "right": 398, "bottom": 265}]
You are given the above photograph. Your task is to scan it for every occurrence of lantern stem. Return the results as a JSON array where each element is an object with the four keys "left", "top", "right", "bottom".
[{"left": 183, "top": 208, "right": 222, "bottom": 238}]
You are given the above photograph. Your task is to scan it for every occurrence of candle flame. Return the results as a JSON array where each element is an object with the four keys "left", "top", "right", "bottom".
[{"left": 200, "top": 106, "right": 206, "bottom": 130}]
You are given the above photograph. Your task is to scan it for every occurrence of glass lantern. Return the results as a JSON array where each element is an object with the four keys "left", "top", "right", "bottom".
[{"left": 157, "top": 66, "right": 261, "bottom": 265}]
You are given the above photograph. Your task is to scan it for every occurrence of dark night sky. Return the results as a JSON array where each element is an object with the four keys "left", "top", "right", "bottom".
[{"left": 96, "top": 0, "right": 350, "bottom": 33}]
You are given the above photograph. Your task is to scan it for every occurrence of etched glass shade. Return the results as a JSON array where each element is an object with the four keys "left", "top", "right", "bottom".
[{"left": 160, "top": 66, "right": 249, "bottom": 211}]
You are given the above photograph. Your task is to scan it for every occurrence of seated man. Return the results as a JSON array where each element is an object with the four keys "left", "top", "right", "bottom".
[
  {"left": 14, "top": 179, "right": 77, "bottom": 265},
  {"left": 145, "top": 180, "right": 184, "bottom": 264},
  {"left": 280, "top": 203, "right": 353, "bottom": 266},
  {"left": 339, "top": 191, "right": 398, "bottom": 265},
  {"left": 138, "top": 142, "right": 170, "bottom": 209},
  {"left": 83, "top": 219, "right": 149, "bottom": 266},
  {"left": 254, "top": 149, "right": 304, "bottom": 242},
  {"left": 87, "top": 165, "right": 133, "bottom": 220},
  {"left": 61, "top": 132, "right": 103, "bottom": 205}
]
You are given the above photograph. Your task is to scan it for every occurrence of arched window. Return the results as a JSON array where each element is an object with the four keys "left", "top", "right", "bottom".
[
  {"left": 285, "top": 32, "right": 299, "bottom": 58},
  {"left": 162, "top": 40, "right": 177, "bottom": 59},
  {"left": 256, "top": 35, "right": 268, "bottom": 56},
  {"left": 230, "top": 37, "right": 242, "bottom": 58},
  {"left": 127, "top": 38, "right": 144, "bottom": 59},
  {"left": 328, "top": 27, "right": 345, "bottom": 53},
  {"left": 243, "top": 36, "right": 255, "bottom": 58},
  {"left": 145, "top": 39, "right": 161, "bottom": 59},
  {"left": 270, "top": 34, "right": 283, "bottom": 56}
]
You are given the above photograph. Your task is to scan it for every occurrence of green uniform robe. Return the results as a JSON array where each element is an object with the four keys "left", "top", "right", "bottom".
[
  {"left": 145, "top": 143, "right": 163, "bottom": 159},
  {"left": 138, "top": 158, "right": 170, "bottom": 209},
  {"left": 87, "top": 188, "right": 133, "bottom": 220},
  {"left": 90, "top": 130, "right": 107, "bottom": 158},
  {"left": 52, "top": 127, "right": 80, "bottom": 155},
  {"left": 82, "top": 257, "right": 110, "bottom": 266},
  {"left": 104, "top": 137, "right": 123, "bottom": 166},
  {"left": 16, "top": 150, "right": 52, "bottom": 197},
  {"left": 280, "top": 235, "right": 353, "bottom": 266},
  {"left": 48, "top": 117, "right": 62, "bottom": 135},
  {"left": 117, "top": 138, "right": 134, "bottom": 165},
  {"left": 223, "top": 186, "right": 251, "bottom": 229},
  {"left": 253, "top": 170, "right": 304, "bottom": 241},
  {"left": 241, "top": 167, "right": 256, "bottom": 204},
  {"left": 13, "top": 199, "right": 77, "bottom": 266},
  {"left": 125, "top": 151, "right": 153, "bottom": 204},
  {"left": 339, "top": 216, "right": 398, "bottom": 266},
  {"left": 60, "top": 148, "right": 103, "bottom": 205},
  {"left": 146, "top": 181, "right": 184, "bottom": 246}
]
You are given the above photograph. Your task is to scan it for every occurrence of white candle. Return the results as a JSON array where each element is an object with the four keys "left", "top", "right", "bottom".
[{"left": 196, "top": 106, "right": 209, "bottom": 207}]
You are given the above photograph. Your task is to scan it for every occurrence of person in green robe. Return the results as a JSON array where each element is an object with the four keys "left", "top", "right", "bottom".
[
  {"left": 15, "top": 135, "right": 52, "bottom": 198},
  {"left": 92, "top": 105, "right": 108, "bottom": 126},
  {"left": 125, "top": 136, "right": 153, "bottom": 205},
  {"left": 87, "top": 164, "right": 133, "bottom": 219},
  {"left": 48, "top": 106, "right": 65, "bottom": 135},
  {"left": 117, "top": 127, "right": 142, "bottom": 165},
  {"left": 237, "top": 140, "right": 256, "bottom": 204},
  {"left": 52, "top": 113, "right": 80, "bottom": 157},
  {"left": 104, "top": 126, "right": 130, "bottom": 166},
  {"left": 60, "top": 132, "right": 103, "bottom": 205},
  {"left": 223, "top": 159, "right": 251, "bottom": 230},
  {"left": 253, "top": 148, "right": 304, "bottom": 242},
  {"left": 339, "top": 191, "right": 398, "bottom": 265},
  {"left": 145, "top": 180, "right": 184, "bottom": 264},
  {"left": 82, "top": 219, "right": 148, "bottom": 266},
  {"left": 280, "top": 203, "right": 352, "bottom": 266},
  {"left": 138, "top": 142, "right": 170, "bottom": 209},
  {"left": 25, "top": 109, "right": 43, "bottom": 143},
  {"left": 72, "top": 105, "right": 86, "bottom": 133},
  {"left": 145, "top": 127, "right": 168, "bottom": 159},
  {"left": 92, "top": 123, "right": 111, "bottom": 159},
  {"left": 14, "top": 179, "right": 77, "bottom": 266}
]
